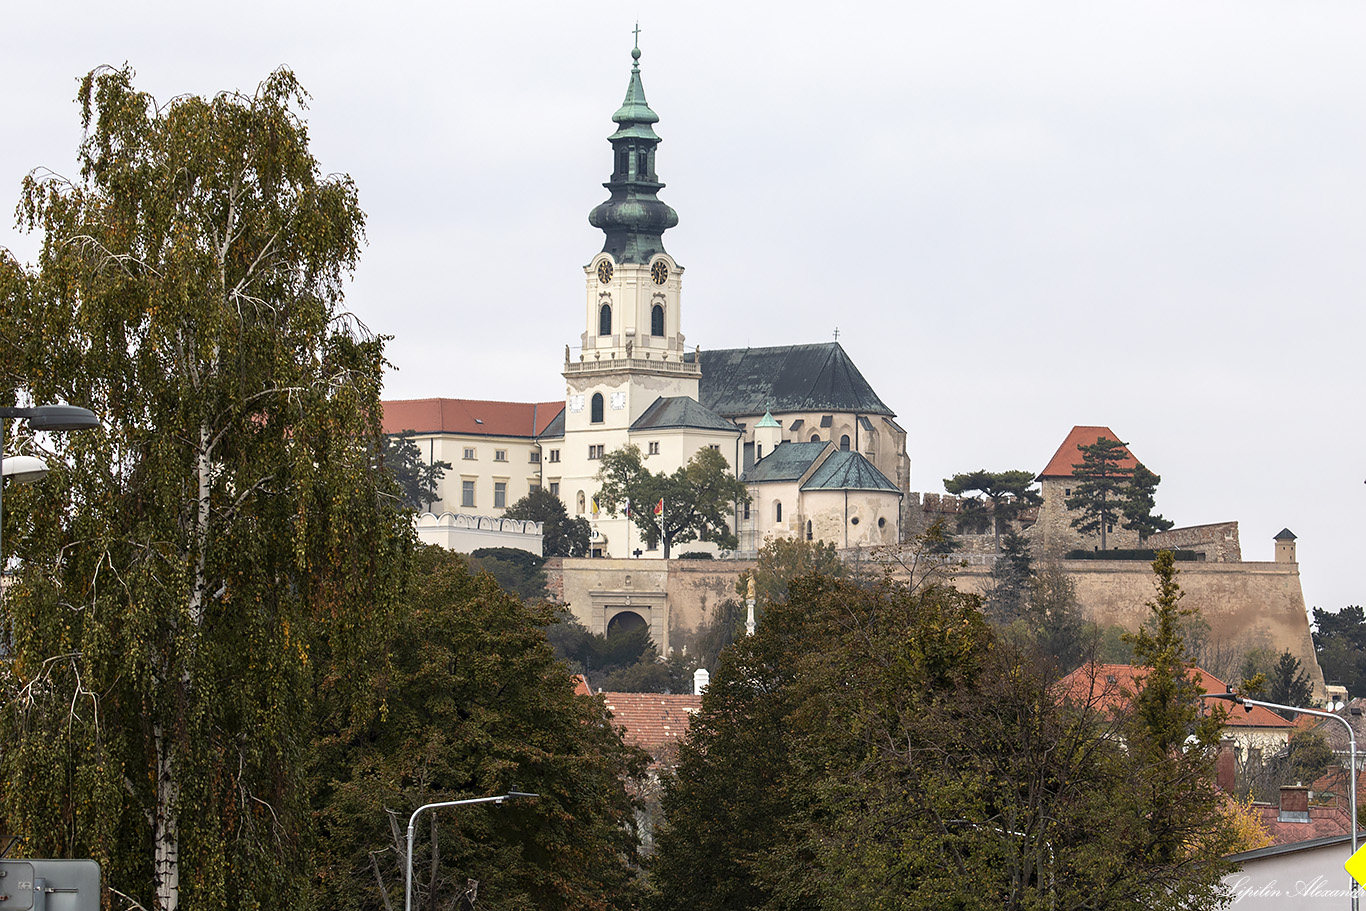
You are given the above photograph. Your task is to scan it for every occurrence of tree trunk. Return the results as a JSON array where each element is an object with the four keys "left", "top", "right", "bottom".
[{"left": 153, "top": 724, "right": 180, "bottom": 911}]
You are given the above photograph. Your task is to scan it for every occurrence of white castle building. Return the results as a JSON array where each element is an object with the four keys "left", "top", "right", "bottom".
[{"left": 383, "top": 43, "right": 909, "bottom": 558}]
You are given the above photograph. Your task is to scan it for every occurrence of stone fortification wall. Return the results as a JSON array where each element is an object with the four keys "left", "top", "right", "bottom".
[
  {"left": 555, "top": 557, "right": 755, "bottom": 654},
  {"left": 552, "top": 549, "right": 1319, "bottom": 697},
  {"left": 901, "top": 492, "right": 1039, "bottom": 556},
  {"left": 1144, "top": 522, "right": 1241, "bottom": 563},
  {"left": 945, "top": 558, "right": 1321, "bottom": 696}
]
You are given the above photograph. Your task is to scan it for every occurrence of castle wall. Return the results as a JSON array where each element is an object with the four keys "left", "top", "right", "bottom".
[
  {"left": 1145, "top": 522, "right": 1241, "bottom": 562},
  {"left": 946, "top": 558, "right": 1322, "bottom": 696},
  {"left": 555, "top": 557, "right": 755, "bottom": 654}
]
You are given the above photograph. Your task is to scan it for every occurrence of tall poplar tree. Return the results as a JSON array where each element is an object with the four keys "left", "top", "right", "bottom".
[{"left": 0, "top": 67, "right": 406, "bottom": 910}]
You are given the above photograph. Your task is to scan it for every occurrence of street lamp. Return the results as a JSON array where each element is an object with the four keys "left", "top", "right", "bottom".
[
  {"left": 0, "top": 404, "right": 100, "bottom": 570},
  {"left": 1209, "top": 689, "right": 1358, "bottom": 911},
  {"left": 404, "top": 791, "right": 538, "bottom": 911}
]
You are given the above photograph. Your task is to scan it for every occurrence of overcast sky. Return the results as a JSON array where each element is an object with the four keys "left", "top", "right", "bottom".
[{"left": 3, "top": 1, "right": 1362, "bottom": 619}]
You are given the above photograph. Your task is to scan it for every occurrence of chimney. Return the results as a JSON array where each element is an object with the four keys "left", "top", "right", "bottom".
[
  {"left": 693, "top": 668, "right": 710, "bottom": 695},
  {"left": 1274, "top": 528, "right": 1297, "bottom": 564},
  {"left": 1279, "top": 784, "right": 1310, "bottom": 823},
  {"left": 1216, "top": 738, "right": 1237, "bottom": 793}
]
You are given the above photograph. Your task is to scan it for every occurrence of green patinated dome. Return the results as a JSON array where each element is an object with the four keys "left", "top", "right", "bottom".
[{"left": 588, "top": 44, "right": 678, "bottom": 265}]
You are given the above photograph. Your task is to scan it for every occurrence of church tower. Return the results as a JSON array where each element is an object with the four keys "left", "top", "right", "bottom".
[{"left": 559, "top": 40, "right": 712, "bottom": 554}]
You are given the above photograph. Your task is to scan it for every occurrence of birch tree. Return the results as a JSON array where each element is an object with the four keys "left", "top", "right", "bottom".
[{"left": 1, "top": 66, "right": 405, "bottom": 910}]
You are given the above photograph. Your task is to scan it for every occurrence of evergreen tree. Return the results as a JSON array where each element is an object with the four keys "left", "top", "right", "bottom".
[
  {"left": 1065, "top": 436, "right": 1134, "bottom": 550},
  {"left": 1267, "top": 649, "right": 1314, "bottom": 717},
  {"left": 1312, "top": 605, "right": 1366, "bottom": 695},
  {"left": 1121, "top": 463, "right": 1174, "bottom": 539},
  {"left": 984, "top": 529, "right": 1033, "bottom": 622},
  {"left": 382, "top": 430, "right": 451, "bottom": 511},
  {"left": 1, "top": 67, "right": 405, "bottom": 909},
  {"left": 1121, "top": 551, "right": 1231, "bottom": 876},
  {"left": 944, "top": 469, "right": 1042, "bottom": 552}
]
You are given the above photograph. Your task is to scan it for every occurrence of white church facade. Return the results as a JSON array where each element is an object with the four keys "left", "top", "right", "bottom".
[{"left": 382, "top": 43, "right": 907, "bottom": 560}]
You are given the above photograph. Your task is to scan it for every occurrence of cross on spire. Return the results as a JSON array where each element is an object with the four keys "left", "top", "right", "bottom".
[
  {"left": 633, "top": 21, "right": 641, "bottom": 49},
  {"left": 832, "top": 327, "right": 840, "bottom": 341}
]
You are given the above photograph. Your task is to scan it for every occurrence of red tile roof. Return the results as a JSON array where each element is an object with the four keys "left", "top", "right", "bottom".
[
  {"left": 1038, "top": 425, "right": 1140, "bottom": 479},
  {"left": 1057, "top": 663, "right": 1294, "bottom": 731},
  {"left": 382, "top": 398, "right": 564, "bottom": 438},
  {"left": 600, "top": 692, "right": 701, "bottom": 751},
  {"left": 1254, "top": 802, "right": 1351, "bottom": 846}
]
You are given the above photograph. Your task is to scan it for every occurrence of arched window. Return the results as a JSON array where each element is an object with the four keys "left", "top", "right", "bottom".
[
  {"left": 775, "top": 501, "right": 783, "bottom": 524},
  {"left": 591, "top": 393, "right": 604, "bottom": 423},
  {"left": 806, "top": 520, "right": 813, "bottom": 541},
  {"left": 599, "top": 304, "right": 612, "bottom": 336},
  {"left": 809, "top": 434, "right": 821, "bottom": 443},
  {"left": 576, "top": 491, "right": 586, "bottom": 515},
  {"left": 840, "top": 434, "right": 851, "bottom": 451},
  {"left": 651, "top": 304, "right": 664, "bottom": 337}
]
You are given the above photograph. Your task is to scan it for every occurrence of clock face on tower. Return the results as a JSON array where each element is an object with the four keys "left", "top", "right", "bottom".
[
  {"left": 597, "top": 260, "right": 614, "bottom": 284},
  {"left": 651, "top": 261, "right": 669, "bottom": 285}
]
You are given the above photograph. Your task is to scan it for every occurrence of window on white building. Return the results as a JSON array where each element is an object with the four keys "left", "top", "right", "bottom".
[
  {"left": 463, "top": 447, "right": 476, "bottom": 460},
  {"left": 648, "top": 441, "right": 660, "bottom": 455},
  {"left": 494, "top": 449, "right": 507, "bottom": 462},
  {"left": 494, "top": 482, "right": 507, "bottom": 508},
  {"left": 461, "top": 480, "right": 475, "bottom": 507}
]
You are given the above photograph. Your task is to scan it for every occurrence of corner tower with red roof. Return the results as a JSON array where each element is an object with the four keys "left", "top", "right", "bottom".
[{"left": 1034, "top": 425, "right": 1144, "bottom": 554}]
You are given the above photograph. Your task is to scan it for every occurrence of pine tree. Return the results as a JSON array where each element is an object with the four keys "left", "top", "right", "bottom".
[
  {"left": 1121, "top": 463, "right": 1174, "bottom": 539},
  {"left": 944, "top": 469, "right": 1042, "bottom": 552},
  {"left": 1065, "top": 436, "right": 1134, "bottom": 550}
]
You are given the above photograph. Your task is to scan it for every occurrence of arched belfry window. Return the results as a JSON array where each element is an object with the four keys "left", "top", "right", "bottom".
[
  {"left": 840, "top": 434, "right": 851, "bottom": 451},
  {"left": 775, "top": 501, "right": 783, "bottom": 524},
  {"left": 599, "top": 304, "right": 612, "bottom": 336},
  {"left": 591, "top": 393, "right": 604, "bottom": 424},
  {"left": 651, "top": 304, "right": 664, "bottom": 337}
]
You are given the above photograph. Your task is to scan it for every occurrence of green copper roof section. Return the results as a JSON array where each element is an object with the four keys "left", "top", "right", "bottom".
[
  {"left": 588, "top": 40, "right": 678, "bottom": 264},
  {"left": 756, "top": 409, "right": 781, "bottom": 428},
  {"left": 609, "top": 47, "right": 661, "bottom": 141},
  {"left": 801, "top": 450, "right": 900, "bottom": 493}
]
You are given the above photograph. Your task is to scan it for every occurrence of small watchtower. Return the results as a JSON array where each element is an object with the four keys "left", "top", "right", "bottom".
[{"left": 1273, "top": 528, "right": 1297, "bottom": 564}]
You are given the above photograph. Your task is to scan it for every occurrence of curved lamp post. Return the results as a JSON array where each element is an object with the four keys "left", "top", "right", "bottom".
[
  {"left": 0, "top": 404, "right": 100, "bottom": 569},
  {"left": 1210, "top": 690, "right": 1358, "bottom": 911},
  {"left": 405, "top": 791, "right": 538, "bottom": 911}
]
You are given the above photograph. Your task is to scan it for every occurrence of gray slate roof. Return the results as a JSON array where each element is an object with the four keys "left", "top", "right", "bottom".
[
  {"left": 741, "top": 442, "right": 828, "bottom": 483},
  {"left": 691, "top": 343, "right": 894, "bottom": 417},
  {"left": 538, "top": 407, "right": 566, "bottom": 440},
  {"left": 801, "top": 450, "right": 900, "bottom": 492},
  {"left": 631, "top": 396, "right": 740, "bottom": 433}
]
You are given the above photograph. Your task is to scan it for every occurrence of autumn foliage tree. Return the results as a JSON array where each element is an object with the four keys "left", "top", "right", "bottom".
[
  {"left": 0, "top": 67, "right": 407, "bottom": 910},
  {"left": 652, "top": 563, "right": 1239, "bottom": 911}
]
